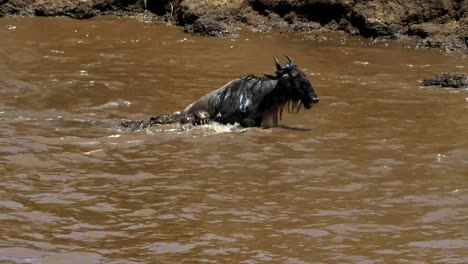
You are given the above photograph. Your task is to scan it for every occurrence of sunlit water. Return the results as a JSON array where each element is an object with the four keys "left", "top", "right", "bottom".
[{"left": 0, "top": 17, "right": 467, "bottom": 263}]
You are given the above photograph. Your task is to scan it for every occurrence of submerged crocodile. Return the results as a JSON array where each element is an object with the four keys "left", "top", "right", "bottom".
[{"left": 120, "top": 110, "right": 210, "bottom": 131}]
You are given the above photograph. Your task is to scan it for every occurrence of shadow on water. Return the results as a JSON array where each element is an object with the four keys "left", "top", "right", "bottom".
[{"left": 276, "top": 125, "right": 312, "bottom": 131}]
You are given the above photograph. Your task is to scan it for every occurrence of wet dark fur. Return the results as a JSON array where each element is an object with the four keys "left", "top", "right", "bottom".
[{"left": 183, "top": 57, "right": 318, "bottom": 127}]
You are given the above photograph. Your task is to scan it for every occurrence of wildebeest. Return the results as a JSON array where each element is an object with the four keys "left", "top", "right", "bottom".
[
  {"left": 120, "top": 56, "right": 318, "bottom": 130},
  {"left": 183, "top": 55, "right": 319, "bottom": 127}
]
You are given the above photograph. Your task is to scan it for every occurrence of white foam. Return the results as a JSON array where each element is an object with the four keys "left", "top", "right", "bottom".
[
  {"left": 83, "top": 149, "right": 103, "bottom": 155},
  {"left": 190, "top": 122, "right": 247, "bottom": 135},
  {"left": 91, "top": 100, "right": 132, "bottom": 109}
]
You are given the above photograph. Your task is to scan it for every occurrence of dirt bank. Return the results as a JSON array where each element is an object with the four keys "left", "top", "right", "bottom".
[{"left": 1, "top": 0, "right": 467, "bottom": 52}]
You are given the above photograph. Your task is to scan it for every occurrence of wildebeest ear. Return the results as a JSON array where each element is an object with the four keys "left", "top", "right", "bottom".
[{"left": 264, "top": 73, "right": 276, "bottom": 79}]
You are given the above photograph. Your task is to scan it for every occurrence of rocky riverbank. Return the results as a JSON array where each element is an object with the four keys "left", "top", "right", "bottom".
[{"left": 1, "top": 0, "right": 467, "bottom": 52}]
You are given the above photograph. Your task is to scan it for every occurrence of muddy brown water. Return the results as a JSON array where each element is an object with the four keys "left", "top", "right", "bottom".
[{"left": 0, "top": 17, "right": 467, "bottom": 263}]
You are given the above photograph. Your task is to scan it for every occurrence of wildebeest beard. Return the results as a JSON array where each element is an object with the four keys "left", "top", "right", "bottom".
[{"left": 183, "top": 56, "right": 319, "bottom": 127}]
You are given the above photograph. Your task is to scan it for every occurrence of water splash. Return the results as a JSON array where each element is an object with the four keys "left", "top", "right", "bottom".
[{"left": 91, "top": 100, "right": 132, "bottom": 110}]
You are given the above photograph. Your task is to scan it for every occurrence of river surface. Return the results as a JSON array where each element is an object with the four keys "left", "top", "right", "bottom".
[{"left": 0, "top": 17, "right": 467, "bottom": 263}]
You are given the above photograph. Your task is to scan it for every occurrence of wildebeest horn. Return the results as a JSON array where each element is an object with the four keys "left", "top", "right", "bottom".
[
  {"left": 285, "top": 55, "right": 293, "bottom": 64},
  {"left": 273, "top": 57, "right": 282, "bottom": 70}
]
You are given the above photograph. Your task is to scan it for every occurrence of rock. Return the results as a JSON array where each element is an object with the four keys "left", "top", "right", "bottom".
[
  {"left": 174, "top": 0, "right": 244, "bottom": 36},
  {"left": 247, "top": 0, "right": 467, "bottom": 51},
  {"left": 350, "top": 1, "right": 406, "bottom": 38},
  {"left": 409, "top": 22, "right": 455, "bottom": 38},
  {"left": 409, "top": 21, "right": 467, "bottom": 52},
  {"left": 175, "top": 0, "right": 244, "bottom": 25},
  {"left": 0, "top": 0, "right": 146, "bottom": 18},
  {"left": 421, "top": 73, "right": 468, "bottom": 89},
  {"left": 145, "top": 0, "right": 175, "bottom": 16},
  {"left": 185, "top": 17, "right": 230, "bottom": 36}
]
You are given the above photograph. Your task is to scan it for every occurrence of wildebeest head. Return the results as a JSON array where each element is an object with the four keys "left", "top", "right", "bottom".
[{"left": 265, "top": 56, "right": 319, "bottom": 111}]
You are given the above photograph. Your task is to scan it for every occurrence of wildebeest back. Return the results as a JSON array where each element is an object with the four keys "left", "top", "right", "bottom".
[{"left": 184, "top": 76, "right": 279, "bottom": 127}]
